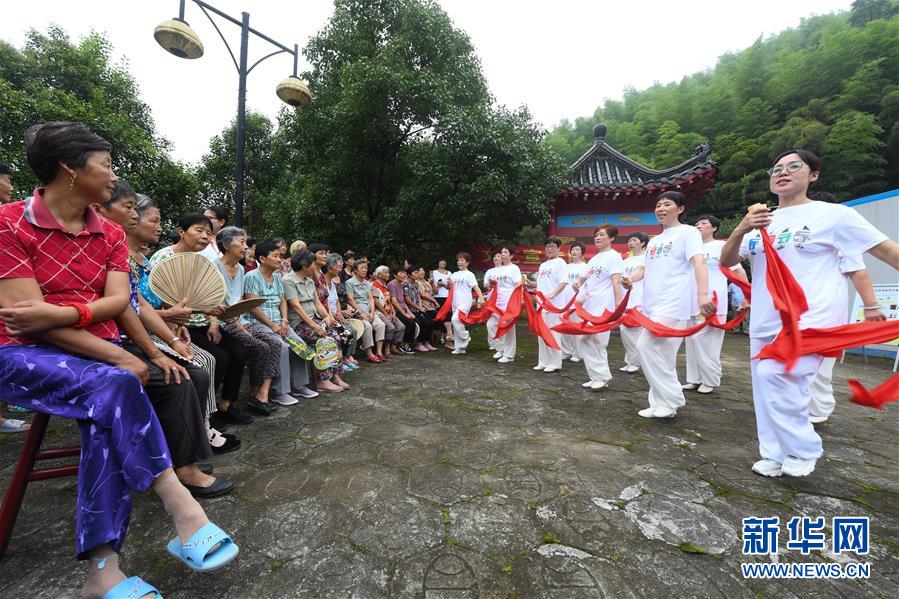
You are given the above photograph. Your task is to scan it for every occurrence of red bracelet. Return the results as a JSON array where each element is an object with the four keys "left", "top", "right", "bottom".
[{"left": 65, "top": 302, "right": 93, "bottom": 329}]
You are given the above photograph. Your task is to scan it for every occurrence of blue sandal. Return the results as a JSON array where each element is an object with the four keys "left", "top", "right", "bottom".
[
  {"left": 102, "top": 576, "right": 162, "bottom": 599},
  {"left": 167, "top": 522, "right": 238, "bottom": 572}
]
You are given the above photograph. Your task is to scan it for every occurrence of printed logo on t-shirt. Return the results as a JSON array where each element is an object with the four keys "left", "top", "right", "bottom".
[
  {"left": 538, "top": 266, "right": 554, "bottom": 278},
  {"left": 775, "top": 228, "right": 793, "bottom": 250},
  {"left": 647, "top": 241, "right": 673, "bottom": 259},
  {"left": 747, "top": 231, "right": 775, "bottom": 256},
  {"left": 792, "top": 226, "right": 811, "bottom": 249}
]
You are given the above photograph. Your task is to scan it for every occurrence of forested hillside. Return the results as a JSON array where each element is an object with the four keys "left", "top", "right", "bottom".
[{"left": 545, "top": 0, "right": 899, "bottom": 219}]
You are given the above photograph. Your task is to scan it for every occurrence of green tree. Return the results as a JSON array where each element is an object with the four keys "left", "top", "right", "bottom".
[
  {"left": 275, "top": 0, "right": 564, "bottom": 259},
  {"left": 849, "top": 0, "right": 899, "bottom": 26},
  {"left": 0, "top": 28, "right": 194, "bottom": 221},
  {"left": 822, "top": 111, "right": 886, "bottom": 197}
]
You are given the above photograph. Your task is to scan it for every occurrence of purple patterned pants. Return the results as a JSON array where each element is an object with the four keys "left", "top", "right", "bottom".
[{"left": 0, "top": 345, "right": 172, "bottom": 559}]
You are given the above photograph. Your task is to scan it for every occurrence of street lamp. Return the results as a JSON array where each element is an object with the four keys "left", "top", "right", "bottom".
[{"left": 155, "top": 0, "right": 311, "bottom": 227}]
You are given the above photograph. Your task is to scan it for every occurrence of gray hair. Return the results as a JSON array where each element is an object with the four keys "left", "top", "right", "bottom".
[
  {"left": 374, "top": 265, "right": 389, "bottom": 276},
  {"left": 216, "top": 226, "right": 247, "bottom": 254},
  {"left": 135, "top": 193, "right": 158, "bottom": 218},
  {"left": 325, "top": 252, "right": 343, "bottom": 271}
]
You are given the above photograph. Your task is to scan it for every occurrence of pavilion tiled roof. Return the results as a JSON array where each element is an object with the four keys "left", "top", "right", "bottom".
[{"left": 564, "top": 124, "right": 717, "bottom": 193}]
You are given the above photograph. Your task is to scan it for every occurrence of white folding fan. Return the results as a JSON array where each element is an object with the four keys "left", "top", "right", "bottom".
[{"left": 149, "top": 252, "right": 227, "bottom": 313}]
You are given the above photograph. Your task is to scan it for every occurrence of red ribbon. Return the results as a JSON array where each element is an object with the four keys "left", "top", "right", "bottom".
[
  {"left": 494, "top": 285, "right": 524, "bottom": 339},
  {"left": 754, "top": 227, "right": 898, "bottom": 409},
  {"left": 435, "top": 285, "right": 455, "bottom": 321},
  {"left": 523, "top": 290, "right": 561, "bottom": 349}
]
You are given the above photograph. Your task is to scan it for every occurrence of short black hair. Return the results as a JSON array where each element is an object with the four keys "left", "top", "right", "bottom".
[
  {"left": 256, "top": 240, "right": 280, "bottom": 263},
  {"left": 656, "top": 190, "right": 688, "bottom": 207},
  {"left": 627, "top": 232, "right": 649, "bottom": 247},
  {"left": 291, "top": 248, "right": 315, "bottom": 271},
  {"left": 25, "top": 122, "right": 112, "bottom": 183},
  {"left": 494, "top": 242, "right": 514, "bottom": 254},
  {"left": 569, "top": 241, "right": 586, "bottom": 254},
  {"left": 246, "top": 237, "right": 256, "bottom": 248},
  {"left": 307, "top": 243, "right": 330, "bottom": 254},
  {"left": 178, "top": 213, "right": 213, "bottom": 232},
  {"left": 809, "top": 191, "right": 838, "bottom": 203},
  {"left": 343, "top": 250, "right": 356, "bottom": 260},
  {"left": 104, "top": 179, "right": 135, "bottom": 209},
  {"left": 205, "top": 205, "right": 228, "bottom": 221},
  {"left": 695, "top": 215, "right": 720, "bottom": 232},
  {"left": 772, "top": 149, "right": 821, "bottom": 174},
  {"left": 0, "top": 159, "right": 11, "bottom": 176},
  {"left": 545, "top": 236, "right": 562, "bottom": 248}
]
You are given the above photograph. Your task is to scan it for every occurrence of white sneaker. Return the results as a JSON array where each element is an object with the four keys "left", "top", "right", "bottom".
[
  {"left": 637, "top": 407, "right": 657, "bottom": 418},
  {"left": 273, "top": 393, "right": 299, "bottom": 406},
  {"left": 498, "top": 356, "right": 514, "bottom": 363},
  {"left": 618, "top": 365, "right": 634, "bottom": 372},
  {"left": 451, "top": 348, "right": 466, "bottom": 355},
  {"left": 569, "top": 357, "right": 581, "bottom": 362},
  {"left": 751, "top": 459, "right": 783, "bottom": 477},
  {"left": 293, "top": 386, "right": 320, "bottom": 399},
  {"left": 582, "top": 381, "right": 595, "bottom": 388},
  {"left": 562, "top": 354, "right": 572, "bottom": 360},
  {"left": 638, "top": 406, "right": 676, "bottom": 418},
  {"left": 697, "top": 384, "right": 715, "bottom": 394},
  {"left": 492, "top": 351, "right": 504, "bottom": 359},
  {"left": 808, "top": 414, "right": 828, "bottom": 424},
  {"left": 682, "top": 383, "right": 699, "bottom": 390},
  {"left": 543, "top": 367, "right": 560, "bottom": 373},
  {"left": 590, "top": 380, "right": 610, "bottom": 390},
  {"left": 782, "top": 456, "right": 817, "bottom": 477},
  {"left": 533, "top": 365, "right": 546, "bottom": 371}
]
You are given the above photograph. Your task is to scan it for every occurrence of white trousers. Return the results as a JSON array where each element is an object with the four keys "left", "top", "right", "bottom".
[
  {"left": 636, "top": 317, "right": 687, "bottom": 411},
  {"left": 578, "top": 331, "right": 611, "bottom": 383},
  {"left": 486, "top": 314, "right": 516, "bottom": 358},
  {"left": 750, "top": 336, "right": 824, "bottom": 462},
  {"left": 537, "top": 311, "right": 563, "bottom": 369},
  {"left": 620, "top": 325, "right": 642, "bottom": 369},
  {"left": 685, "top": 322, "right": 725, "bottom": 387},
  {"left": 561, "top": 333, "right": 579, "bottom": 359},
  {"left": 808, "top": 357, "right": 837, "bottom": 419},
  {"left": 451, "top": 311, "right": 471, "bottom": 350}
]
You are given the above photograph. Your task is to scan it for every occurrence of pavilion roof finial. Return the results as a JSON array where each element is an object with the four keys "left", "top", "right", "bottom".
[{"left": 593, "top": 123, "right": 607, "bottom": 142}]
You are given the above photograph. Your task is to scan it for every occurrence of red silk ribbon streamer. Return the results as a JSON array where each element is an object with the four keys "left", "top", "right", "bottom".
[
  {"left": 457, "top": 291, "right": 496, "bottom": 325},
  {"left": 530, "top": 291, "right": 578, "bottom": 315},
  {"left": 755, "top": 228, "right": 898, "bottom": 408},
  {"left": 435, "top": 285, "right": 454, "bottom": 321},
  {"left": 523, "top": 290, "right": 561, "bottom": 349},
  {"left": 494, "top": 285, "right": 524, "bottom": 339}
]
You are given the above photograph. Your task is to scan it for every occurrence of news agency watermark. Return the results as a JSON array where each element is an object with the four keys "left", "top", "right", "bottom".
[{"left": 740, "top": 516, "right": 871, "bottom": 579}]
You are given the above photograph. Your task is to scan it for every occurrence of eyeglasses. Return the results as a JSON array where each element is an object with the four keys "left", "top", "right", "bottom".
[{"left": 767, "top": 160, "right": 805, "bottom": 177}]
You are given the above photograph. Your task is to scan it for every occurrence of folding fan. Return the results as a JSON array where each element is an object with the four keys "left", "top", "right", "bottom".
[{"left": 149, "top": 252, "right": 227, "bottom": 313}]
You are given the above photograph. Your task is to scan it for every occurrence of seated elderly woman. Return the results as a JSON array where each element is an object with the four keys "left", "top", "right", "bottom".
[
  {"left": 283, "top": 249, "right": 350, "bottom": 392},
  {"left": 317, "top": 248, "right": 360, "bottom": 370},
  {"left": 415, "top": 266, "right": 440, "bottom": 349},
  {"left": 213, "top": 226, "right": 286, "bottom": 416},
  {"left": 387, "top": 267, "right": 423, "bottom": 353},
  {"left": 242, "top": 241, "right": 319, "bottom": 405},
  {"left": 372, "top": 265, "right": 407, "bottom": 356},
  {"left": 241, "top": 237, "right": 257, "bottom": 272},
  {"left": 96, "top": 181, "right": 234, "bottom": 499},
  {"left": 149, "top": 214, "right": 248, "bottom": 448},
  {"left": 0, "top": 121, "right": 236, "bottom": 598},
  {"left": 345, "top": 260, "right": 387, "bottom": 363}
]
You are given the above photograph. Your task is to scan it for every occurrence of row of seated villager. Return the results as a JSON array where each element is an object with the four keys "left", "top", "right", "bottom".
[{"left": 0, "top": 121, "right": 463, "bottom": 598}]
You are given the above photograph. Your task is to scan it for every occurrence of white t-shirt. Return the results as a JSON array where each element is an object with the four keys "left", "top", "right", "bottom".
[
  {"left": 433, "top": 269, "right": 452, "bottom": 299},
  {"left": 485, "top": 263, "right": 522, "bottom": 310},
  {"left": 537, "top": 257, "right": 567, "bottom": 308},
  {"left": 739, "top": 201, "right": 887, "bottom": 338},
  {"left": 696, "top": 240, "right": 744, "bottom": 317},
  {"left": 622, "top": 255, "right": 645, "bottom": 309},
  {"left": 450, "top": 270, "right": 477, "bottom": 313},
  {"left": 643, "top": 224, "right": 705, "bottom": 320},
  {"left": 558, "top": 262, "right": 589, "bottom": 306},
  {"left": 579, "top": 250, "right": 624, "bottom": 314},
  {"left": 199, "top": 241, "right": 222, "bottom": 262}
]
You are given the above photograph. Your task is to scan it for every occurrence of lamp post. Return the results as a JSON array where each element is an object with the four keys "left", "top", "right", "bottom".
[{"left": 154, "top": 0, "right": 311, "bottom": 227}]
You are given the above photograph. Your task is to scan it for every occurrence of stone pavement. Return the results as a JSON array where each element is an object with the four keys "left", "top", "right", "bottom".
[{"left": 1, "top": 326, "right": 897, "bottom": 598}]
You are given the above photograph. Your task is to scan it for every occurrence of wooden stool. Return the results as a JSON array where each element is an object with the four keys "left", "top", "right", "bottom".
[{"left": 0, "top": 411, "right": 79, "bottom": 557}]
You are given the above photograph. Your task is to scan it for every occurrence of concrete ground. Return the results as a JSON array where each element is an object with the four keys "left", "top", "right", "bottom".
[{"left": 1, "top": 326, "right": 897, "bottom": 598}]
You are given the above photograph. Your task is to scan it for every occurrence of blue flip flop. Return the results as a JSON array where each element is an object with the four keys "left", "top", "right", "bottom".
[
  {"left": 102, "top": 576, "right": 162, "bottom": 599},
  {"left": 167, "top": 522, "right": 238, "bottom": 572}
]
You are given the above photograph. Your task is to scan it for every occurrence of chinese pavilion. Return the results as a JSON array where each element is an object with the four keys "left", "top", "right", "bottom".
[{"left": 472, "top": 123, "right": 718, "bottom": 272}]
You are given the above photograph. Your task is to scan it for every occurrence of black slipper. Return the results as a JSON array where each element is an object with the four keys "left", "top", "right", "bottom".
[
  {"left": 198, "top": 463, "right": 214, "bottom": 475},
  {"left": 246, "top": 397, "right": 273, "bottom": 416},
  {"left": 211, "top": 433, "right": 241, "bottom": 455},
  {"left": 185, "top": 478, "right": 234, "bottom": 499}
]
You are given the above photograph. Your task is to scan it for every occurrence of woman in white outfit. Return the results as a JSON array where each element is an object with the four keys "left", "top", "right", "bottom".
[
  {"left": 573, "top": 225, "right": 624, "bottom": 390},
  {"left": 482, "top": 252, "right": 502, "bottom": 353},
  {"left": 619, "top": 232, "right": 648, "bottom": 374},
  {"left": 449, "top": 252, "right": 484, "bottom": 355},
  {"left": 484, "top": 244, "right": 522, "bottom": 363},
  {"left": 623, "top": 191, "right": 715, "bottom": 419},
  {"left": 683, "top": 215, "right": 748, "bottom": 394},
  {"left": 561, "top": 242, "right": 588, "bottom": 362},
  {"left": 531, "top": 236, "right": 569, "bottom": 373},
  {"left": 721, "top": 149, "right": 897, "bottom": 478}
]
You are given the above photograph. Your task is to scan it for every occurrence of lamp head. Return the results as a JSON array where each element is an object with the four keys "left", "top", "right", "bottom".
[
  {"left": 276, "top": 76, "right": 312, "bottom": 107},
  {"left": 154, "top": 18, "right": 204, "bottom": 59}
]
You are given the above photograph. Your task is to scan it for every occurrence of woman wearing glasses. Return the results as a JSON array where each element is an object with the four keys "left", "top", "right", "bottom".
[{"left": 720, "top": 150, "right": 899, "bottom": 478}]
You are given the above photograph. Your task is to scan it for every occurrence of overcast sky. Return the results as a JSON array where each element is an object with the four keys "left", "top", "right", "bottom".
[{"left": 2, "top": 0, "right": 853, "bottom": 164}]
